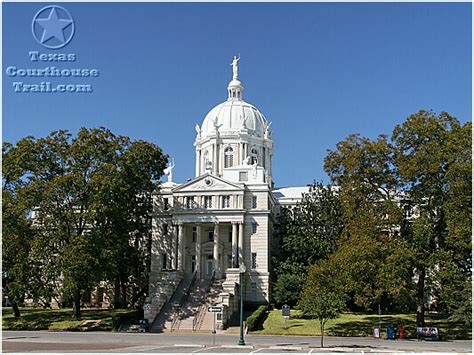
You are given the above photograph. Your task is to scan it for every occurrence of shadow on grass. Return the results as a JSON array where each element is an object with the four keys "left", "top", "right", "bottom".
[
  {"left": 326, "top": 313, "right": 471, "bottom": 340},
  {"left": 2, "top": 307, "right": 135, "bottom": 331}
]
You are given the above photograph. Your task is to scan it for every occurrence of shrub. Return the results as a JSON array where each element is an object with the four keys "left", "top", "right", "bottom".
[{"left": 246, "top": 305, "right": 269, "bottom": 331}]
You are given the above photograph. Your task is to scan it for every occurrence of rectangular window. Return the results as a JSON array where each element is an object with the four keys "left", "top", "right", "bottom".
[
  {"left": 192, "top": 226, "right": 197, "bottom": 243},
  {"left": 227, "top": 254, "right": 233, "bottom": 268},
  {"left": 162, "top": 254, "right": 168, "bottom": 270},
  {"left": 252, "top": 196, "right": 257, "bottom": 209},
  {"left": 251, "top": 283, "right": 257, "bottom": 301},
  {"left": 163, "top": 198, "right": 169, "bottom": 210},
  {"left": 204, "top": 196, "right": 212, "bottom": 208},
  {"left": 222, "top": 195, "right": 230, "bottom": 208},
  {"left": 251, "top": 252, "right": 257, "bottom": 269},
  {"left": 186, "top": 196, "right": 194, "bottom": 209},
  {"left": 239, "top": 172, "right": 248, "bottom": 182},
  {"left": 163, "top": 224, "right": 168, "bottom": 235},
  {"left": 208, "top": 231, "right": 214, "bottom": 242},
  {"left": 252, "top": 222, "right": 257, "bottom": 234}
]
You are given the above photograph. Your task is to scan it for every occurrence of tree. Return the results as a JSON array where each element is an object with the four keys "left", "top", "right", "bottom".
[
  {"left": 324, "top": 134, "right": 406, "bottom": 311},
  {"left": 2, "top": 128, "right": 167, "bottom": 318},
  {"left": 299, "top": 262, "right": 346, "bottom": 348},
  {"left": 272, "top": 182, "right": 343, "bottom": 306},
  {"left": 392, "top": 110, "right": 471, "bottom": 326}
]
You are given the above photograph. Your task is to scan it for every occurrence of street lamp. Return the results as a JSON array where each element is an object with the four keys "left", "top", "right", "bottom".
[{"left": 238, "top": 263, "right": 246, "bottom": 346}]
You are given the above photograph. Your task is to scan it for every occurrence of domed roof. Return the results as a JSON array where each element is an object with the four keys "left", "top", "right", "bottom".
[
  {"left": 198, "top": 57, "right": 269, "bottom": 140},
  {"left": 200, "top": 99, "right": 268, "bottom": 139}
]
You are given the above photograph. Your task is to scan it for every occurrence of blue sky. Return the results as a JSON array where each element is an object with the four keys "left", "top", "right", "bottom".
[{"left": 3, "top": 2, "right": 471, "bottom": 187}]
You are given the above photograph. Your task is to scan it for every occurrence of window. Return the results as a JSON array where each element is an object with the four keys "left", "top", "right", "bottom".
[
  {"left": 227, "top": 254, "right": 233, "bottom": 268},
  {"left": 192, "top": 227, "right": 197, "bottom": 243},
  {"left": 239, "top": 172, "right": 248, "bottom": 181},
  {"left": 224, "top": 147, "right": 234, "bottom": 168},
  {"left": 191, "top": 255, "right": 196, "bottom": 273},
  {"left": 208, "top": 231, "right": 214, "bottom": 242},
  {"left": 252, "top": 222, "right": 258, "bottom": 234},
  {"left": 251, "top": 253, "right": 257, "bottom": 269},
  {"left": 203, "top": 196, "right": 212, "bottom": 208},
  {"left": 162, "top": 254, "right": 168, "bottom": 270},
  {"left": 222, "top": 195, "right": 230, "bottom": 208},
  {"left": 251, "top": 283, "right": 257, "bottom": 301},
  {"left": 163, "top": 224, "right": 168, "bottom": 235},
  {"left": 252, "top": 196, "right": 257, "bottom": 209},
  {"left": 163, "top": 198, "right": 169, "bottom": 210},
  {"left": 186, "top": 196, "right": 194, "bottom": 209},
  {"left": 250, "top": 148, "right": 258, "bottom": 165}
]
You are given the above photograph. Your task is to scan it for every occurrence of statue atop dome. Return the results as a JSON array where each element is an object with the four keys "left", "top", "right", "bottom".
[{"left": 230, "top": 55, "right": 240, "bottom": 79}]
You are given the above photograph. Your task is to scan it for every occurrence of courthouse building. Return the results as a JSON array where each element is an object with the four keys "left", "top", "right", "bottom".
[{"left": 145, "top": 58, "right": 307, "bottom": 331}]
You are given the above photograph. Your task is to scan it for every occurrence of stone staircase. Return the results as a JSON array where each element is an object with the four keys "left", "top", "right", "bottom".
[
  {"left": 172, "top": 278, "right": 224, "bottom": 332},
  {"left": 149, "top": 272, "right": 195, "bottom": 333}
]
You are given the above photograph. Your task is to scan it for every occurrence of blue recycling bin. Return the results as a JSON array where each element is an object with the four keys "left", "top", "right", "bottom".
[{"left": 386, "top": 325, "right": 395, "bottom": 340}]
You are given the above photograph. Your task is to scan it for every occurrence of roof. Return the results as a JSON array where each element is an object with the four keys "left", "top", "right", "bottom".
[{"left": 272, "top": 186, "right": 310, "bottom": 203}]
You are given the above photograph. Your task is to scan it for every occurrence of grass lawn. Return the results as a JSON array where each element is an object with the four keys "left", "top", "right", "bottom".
[
  {"left": 252, "top": 310, "right": 471, "bottom": 340},
  {"left": 2, "top": 307, "right": 138, "bottom": 331}
]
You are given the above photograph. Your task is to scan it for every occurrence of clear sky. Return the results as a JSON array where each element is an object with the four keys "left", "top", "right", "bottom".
[{"left": 3, "top": 2, "right": 472, "bottom": 187}]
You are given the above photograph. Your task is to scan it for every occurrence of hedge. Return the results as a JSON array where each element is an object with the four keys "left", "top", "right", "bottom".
[{"left": 246, "top": 305, "right": 269, "bottom": 331}]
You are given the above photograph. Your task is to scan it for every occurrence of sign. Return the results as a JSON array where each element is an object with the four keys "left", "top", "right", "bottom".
[
  {"left": 416, "top": 327, "right": 438, "bottom": 340},
  {"left": 282, "top": 304, "right": 291, "bottom": 318},
  {"left": 208, "top": 306, "right": 222, "bottom": 313}
]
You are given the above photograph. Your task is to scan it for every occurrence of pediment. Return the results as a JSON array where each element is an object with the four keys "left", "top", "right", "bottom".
[{"left": 172, "top": 174, "right": 243, "bottom": 193}]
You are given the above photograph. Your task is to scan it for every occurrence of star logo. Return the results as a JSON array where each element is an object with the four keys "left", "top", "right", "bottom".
[{"left": 32, "top": 6, "right": 75, "bottom": 49}]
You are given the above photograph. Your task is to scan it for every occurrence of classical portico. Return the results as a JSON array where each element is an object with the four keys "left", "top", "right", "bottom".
[{"left": 170, "top": 219, "right": 245, "bottom": 279}]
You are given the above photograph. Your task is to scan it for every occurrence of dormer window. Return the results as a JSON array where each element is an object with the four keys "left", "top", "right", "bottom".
[{"left": 224, "top": 147, "right": 234, "bottom": 168}]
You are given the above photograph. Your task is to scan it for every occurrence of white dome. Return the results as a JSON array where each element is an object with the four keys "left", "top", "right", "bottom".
[{"left": 200, "top": 99, "right": 268, "bottom": 139}]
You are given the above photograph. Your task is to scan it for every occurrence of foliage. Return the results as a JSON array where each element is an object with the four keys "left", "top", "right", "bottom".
[
  {"left": 272, "top": 273, "right": 306, "bottom": 307},
  {"left": 2, "top": 127, "right": 167, "bottom": 318},
  {"left": 299, "top": 262, "right": 346, "bottom": 347},
  {"left": 246, "top": 305, "right": 269, "bottom": 331},
  {"left": 272, "top": 182, "right": 344, "bottom": 306},
  {"left": 323, "top": 110, "right": 471, "bottom": 326}
]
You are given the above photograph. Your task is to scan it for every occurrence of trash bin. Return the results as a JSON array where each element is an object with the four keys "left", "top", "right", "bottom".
[
  {"left": 399, "top": 324, "right": 404, "bottom": 339},
  {"left": 386, "top": 325, "right": 394, "bottom": 340}
]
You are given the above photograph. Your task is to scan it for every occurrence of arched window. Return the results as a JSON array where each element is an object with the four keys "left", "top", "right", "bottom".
[
  {"left": 224, "top": 147, "right": 234, "bottom": 168},
  {"left": 250, "top": 148, "right": 258, "bottom": 165}
]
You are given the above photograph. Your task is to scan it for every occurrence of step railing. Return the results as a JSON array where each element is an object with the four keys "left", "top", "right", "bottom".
[
  {"left": 170, "top": 271, "right": 196, "bottom": 332},
  {"left": 192, "top": 272, "right": 215, "bottom": 331}
]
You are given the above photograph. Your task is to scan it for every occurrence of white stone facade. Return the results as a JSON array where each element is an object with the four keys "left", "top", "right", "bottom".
[{"left": 145, "top": 59, "right": 304, "bottom": 326}]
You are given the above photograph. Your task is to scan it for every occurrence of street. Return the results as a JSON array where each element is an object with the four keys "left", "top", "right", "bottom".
[{"left": 2, "top": 331, "right": 472, "bottom": 353}]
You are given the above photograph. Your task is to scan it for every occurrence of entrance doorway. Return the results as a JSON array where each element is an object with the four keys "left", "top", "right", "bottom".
[{"left": 206, "top": 255, "right": 214, "bottom": 278}]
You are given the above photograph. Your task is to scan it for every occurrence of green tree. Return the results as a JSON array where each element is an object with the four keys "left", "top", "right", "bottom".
[
  {"left": 2, "top": 128, "right": 167, "bottom": 318},
  {"left": 392, "top": 110, "right": 471, "bottom": 326},
  {"left": 324, "top": 134, "right": 406, "bottom": 311},
  {"left": 299, "top": 262, "right": 346, "bottom": 348},
  {"left": 273, "top": 182, "right": 343, "bottom": 306}
]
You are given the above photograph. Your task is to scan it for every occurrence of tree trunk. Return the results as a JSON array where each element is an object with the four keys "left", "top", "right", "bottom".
[
  {"left": 416, "top": 269, "right": 426, "bottom": 327},
  {"left": 72, "top": 290, "right": 81, "bottom": 319},
  {"left": 320, "top": 320, "right": 324, "bottom": 348},
  {"left": 11, "top": 302, "right": 21, "bottom": 318},
  {"left": 114, "top": 276, "right": 122, "bottom": 309},
  {"left": 121, "top": 277, "right": 127, "bottom": 309}
]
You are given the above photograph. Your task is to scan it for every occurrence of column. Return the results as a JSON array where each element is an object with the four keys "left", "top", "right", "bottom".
[
  {"left": 196, "top": 225, "right": 202, "bottom": 278},
  {"left": 177, "top": 223, "right": 184, "bottom": 271},
  {"left": 213, "top": 222, "right": 220, "bottom": 278},
  {"left": 238, "top": 222, "right": 244, "bottom": 266},
  {"left": 171, "top": 224, "right": 177, "bottom": 269},
  {"left": 231, "top": 222, "right": 238, "bottom": 268}
]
